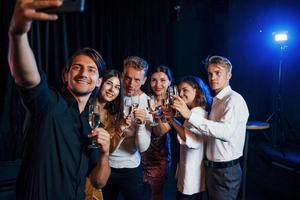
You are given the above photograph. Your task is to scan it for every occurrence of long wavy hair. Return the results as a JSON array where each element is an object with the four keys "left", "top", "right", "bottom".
[
  {"left": 98, "top": 69, "right": 124, "bottom": 121},
  {"left": 178, "top": 76, "right": 212, "bottom": 112}
]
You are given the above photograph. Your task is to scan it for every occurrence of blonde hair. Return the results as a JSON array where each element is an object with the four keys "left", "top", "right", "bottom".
[{"left": 205, "top": 55, "right": 232, "bottom": 73}]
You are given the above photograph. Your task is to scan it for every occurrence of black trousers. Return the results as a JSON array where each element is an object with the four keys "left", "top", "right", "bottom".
[
  {"left": 102, "top": 166, "right": 143, "bottom": 200},
  {"left": 176, "top": 191, "right": 204, "bottom": 200}
]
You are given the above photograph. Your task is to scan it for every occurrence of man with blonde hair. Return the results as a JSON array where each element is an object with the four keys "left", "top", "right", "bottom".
[{"left": 176, "top": 56, "right": 249, "bottom": 200}]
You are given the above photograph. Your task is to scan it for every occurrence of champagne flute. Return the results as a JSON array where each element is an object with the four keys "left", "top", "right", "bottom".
[
  {"left": 147, "top": 95, "right": 159, "bottom": 126},
  {"left": 121, "top": 98, "right": 133, "bottom": 132},
  {"left": 88, "top": 99, "right": 101, "bottom": 149},
  {"left": 131, "top": 96, "right": 142, "bottom": 124},
  {"left": 173, "top": 85, "right": 179, "bottom": 96},
  {"left": 167, "top": 85, "right": 178, "bottom": 104},
  {"left": 131, "top": 96, "right": 140, "bottom": 109},
  {"left": 167, "top": 85, "right": 180, "bottom": 117},
  {"left": 124, "top": 98, "right": 133, "bottom": 118},
  {"left": 161, "top": 97, "right": 171, "bottom": 123}
]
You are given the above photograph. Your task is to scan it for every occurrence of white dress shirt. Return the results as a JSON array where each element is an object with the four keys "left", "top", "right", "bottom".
[
  {"left": 176, "top": 107, "right": 206, "bottom": 195},
  {"left": 188, "top": 86, "right": 249, "bottom": 162},
  {"left": 109, "top": 93, "right": 151, "bottom": 168}
]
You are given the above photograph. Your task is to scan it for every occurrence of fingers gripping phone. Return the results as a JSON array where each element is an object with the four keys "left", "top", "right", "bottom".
[{"left": 39, "top": 0, "right": 85, "bottom": 13}]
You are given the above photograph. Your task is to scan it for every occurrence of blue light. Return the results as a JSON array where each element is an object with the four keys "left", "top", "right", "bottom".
[{"left": 273, "top": 31, "right": 288, "bottom": 42}]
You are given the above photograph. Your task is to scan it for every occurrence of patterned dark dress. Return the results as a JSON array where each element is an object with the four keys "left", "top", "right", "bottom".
[{"left": 141, "top": 132, "right": 171, "bottom": 185}]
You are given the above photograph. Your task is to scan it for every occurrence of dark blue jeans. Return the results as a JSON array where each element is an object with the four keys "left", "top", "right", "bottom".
[
  {"left": 205, "top": 163, "right": 242, "bottom": 200},
  {"left": 102, "top": 166, "right": 143, "bottom": 200}
]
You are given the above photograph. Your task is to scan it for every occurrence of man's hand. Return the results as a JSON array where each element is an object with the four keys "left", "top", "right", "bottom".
[
  {"left": 118, "top": 116, "right": 132, "bottom": 132},
  {"left": 133, "top": 108, "right": 147, "bottom": 124},
  {"left": 9, "top": 0, "right": 62, "bottom": 36},
  {"left": 89, "top": 128, "right": 110, "bottom": 155}
]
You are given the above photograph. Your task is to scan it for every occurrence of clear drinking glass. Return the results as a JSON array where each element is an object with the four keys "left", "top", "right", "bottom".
[
  {"left": 131, "top": 96, "right": 142, "bottom": 124},
  {"left": 88, "top": 99, "right": 101, "bottom": 149},
  {"left": 123, "top": 98, "right": 133, "bottom": 118},
  {"left": 167, "top": 85, "right": 180, "bottom": 117},
  {"left": 147, "top": 95, "right": 159, "bottom": 126},
  {"left": 161, "top": 97, "right": 171, "bottom": 123},
  {"left": 167, "top": 85, "right": 178, "bottom": 104}
]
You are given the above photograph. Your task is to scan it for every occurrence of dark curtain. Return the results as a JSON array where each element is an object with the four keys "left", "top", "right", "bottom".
[
  {"left": 1, "top": 0, "right": 300, "bottom": 162},
  {"left": 0, "top": 0, "right": 172, "bottom": 161}
]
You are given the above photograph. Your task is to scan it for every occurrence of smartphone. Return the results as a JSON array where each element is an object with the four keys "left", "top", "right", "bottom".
[{"left": 38, "top": 0, "right": 85, "bottom": 13}]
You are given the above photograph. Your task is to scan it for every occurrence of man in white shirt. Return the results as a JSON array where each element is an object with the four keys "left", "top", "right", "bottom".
[
  {"left": 177, "top": 56, "right": 249, "bottom": 200},
  {"left": 102, "top": 56, "right": 151, "bottom": 200}
]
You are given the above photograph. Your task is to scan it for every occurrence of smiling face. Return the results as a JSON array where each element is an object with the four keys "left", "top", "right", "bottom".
[
  {"left": 178, "top": 82, "right": 197, "bottom": 107},
  {"left": 64, "top": 54, "right": 101, "bottom": 97},
  {"left": 99, "top": 76, "right": 121, "bottom": 103},
  {"left": 150, "top": 72, "right": 171, "bottom": 97},
  {"left": 123, "top": 66, "right": 147, "bottom": 96},
  {"left": 207, "top": 63, "right": 231, "bottom": 94}
]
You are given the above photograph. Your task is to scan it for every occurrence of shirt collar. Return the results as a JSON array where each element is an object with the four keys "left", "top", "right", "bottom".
[
  {"left": 62, "top": 91, "right": 91, "bottom": 119},
  {"left": 214, "top": 85, "right": 232, "bottom": 100},
  {"left": 62, "top": 89, "right": 78, "bottom": 106}
]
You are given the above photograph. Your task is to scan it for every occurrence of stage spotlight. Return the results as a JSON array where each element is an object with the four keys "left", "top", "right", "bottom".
[
  {"left": 268, "top": 30, "right": 290, "bottom": 147},
  {"left": 273, "top": 31, "right": 288, "bottom": 42}
]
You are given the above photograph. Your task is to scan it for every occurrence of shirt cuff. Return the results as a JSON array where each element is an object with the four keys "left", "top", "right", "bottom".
[{"left": 136, "top": 123, "right": 146, "bottom": 128}]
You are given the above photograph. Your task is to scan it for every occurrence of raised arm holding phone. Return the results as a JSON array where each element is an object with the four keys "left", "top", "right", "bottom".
[{"left": 8, "top": 1, "right": 110, "bottom": 199}]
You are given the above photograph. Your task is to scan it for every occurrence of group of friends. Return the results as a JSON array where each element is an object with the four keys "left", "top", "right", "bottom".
[{"left": 8, "top": 0, "right": 249, "bottom": 200}]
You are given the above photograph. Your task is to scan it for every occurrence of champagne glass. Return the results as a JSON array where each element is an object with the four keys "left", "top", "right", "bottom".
[
  {"left": 88, "top": 99, "right": 101, "bottom": 149},
  {"left": 131, "top": 96, "right": 140, "bottom": 109},
  {"left": 173, "top": 85, "right": 179, "bottom": 96},
  {"left": 161, "top": 97, "right": 171, "bottom": 123},
  {"left": 123, "top": 98, "right": 133, "bottom": 118},
  {"left": 131, "top": 96, "right": 142, "bottom": 124},
  {"left": 121, "top": 98, "right": 133, "bottom": 132},
  {"left": 147, "top": 95, "right": 159, "bottom": 126},
  {"left": 167, "top": 85, "right": 178, "bottom": 105},
  {"left": 167, "top": 85, "right": 180, "bottom": 117}
]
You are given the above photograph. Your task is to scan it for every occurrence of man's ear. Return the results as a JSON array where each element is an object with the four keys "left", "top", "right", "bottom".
[
  {"left": 63, "top": 71, "right": 68, "bottom": 84},
  {"left": 142, "top": 76, "right": 147, "bottom": 85},
  {"left": 96, "top": 78, "right": 102, "bottom": 87},
  {"left": 227, "top": 72, "right": 232, "bottom": 81}
]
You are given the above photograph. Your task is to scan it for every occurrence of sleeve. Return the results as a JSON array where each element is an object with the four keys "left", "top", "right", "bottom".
[
  {"left": 184, "top": 128, "right": 203, "bottom": 149},
  {"left": 188, "top": 97, "right": 248, "bottom": 141},
  {"left": 135, "top": 124, "right": 151, "bottom": 153},
  {"left": 177, "top": 107, "right": 205, "bottom": 149},
  {"left": 18, "top": 73, "right": 51, "bottom": 115}
]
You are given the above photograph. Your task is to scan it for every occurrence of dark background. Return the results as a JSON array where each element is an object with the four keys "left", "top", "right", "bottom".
[{"left": 1, "top": 0, "right": 300, "bottom": 199}]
